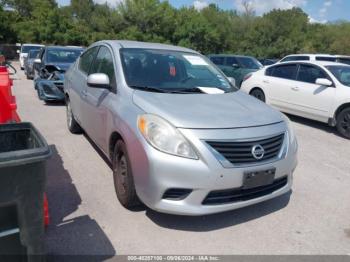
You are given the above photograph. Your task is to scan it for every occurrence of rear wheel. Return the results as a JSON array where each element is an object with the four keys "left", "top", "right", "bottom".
[
  {"left": 112, "top": 140, "right": 140, "bottom": 208},
  {"left": 336, "top": 107, "right": 350, "bottom": 139},
  {"left": 66, "top": 98, "right": 82, "bottom": 134},
  {"left": 250, "top": 88, "right": 266, "bottom": 102}
]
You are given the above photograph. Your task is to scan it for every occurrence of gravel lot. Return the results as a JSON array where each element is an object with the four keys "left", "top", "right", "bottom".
[{"left": 11, "top": 63, "right": 350, "bottom": 257}]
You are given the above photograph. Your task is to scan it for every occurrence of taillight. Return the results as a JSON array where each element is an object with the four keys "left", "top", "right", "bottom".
[{"left": 243, "top": 73, "right": 252, "bottom": 82}]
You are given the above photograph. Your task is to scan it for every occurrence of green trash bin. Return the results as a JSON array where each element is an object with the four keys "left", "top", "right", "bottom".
[{"left": 0, "top": 122, "right": 51, "bottom": 262}]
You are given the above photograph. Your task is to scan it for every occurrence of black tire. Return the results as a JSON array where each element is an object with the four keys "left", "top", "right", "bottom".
[
  {"left": 336, "top": 107, "right": 350, "bottom": 139},
  {"left": 66, "top": 98, "right": 82, "bottom": 134},
  {"left": 112, "top": 140, "right": 140, "bottom": 208},
  {"left": 250, "top": 88, "right": 266, "bottom": 102}
]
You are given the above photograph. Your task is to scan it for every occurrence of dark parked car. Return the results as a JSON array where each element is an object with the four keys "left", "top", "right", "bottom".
[
  {"left": 24, "top": 49, "right": 40, "bottom": 79},
  {"left": 259, "top": 58, "right": 279, "bottom": 66},
  {"left": 34, "top": 46, "right": 84, "bottom": 102},
  {"left": 208, "top": 54, "right": 263, "bottom": 87}
]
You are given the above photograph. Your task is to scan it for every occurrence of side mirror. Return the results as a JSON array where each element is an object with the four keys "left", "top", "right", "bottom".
[
  {"left": 227, "top": 77, "right": 236, "bottom": 86},
  {"left": 34, "top": 58, "right": 42, "bottom": 64},
  {"left": 232, "top": 64, "right": 240, "bottom": 68},
  {"left": 87, "top": 73, "right": 110, "bottom": 89},
  {"left": 315, "top": 78, "right": 332, "bottom": 87},
  {"left": 16, "top": 50, "right": 20, "bottom": 54}
]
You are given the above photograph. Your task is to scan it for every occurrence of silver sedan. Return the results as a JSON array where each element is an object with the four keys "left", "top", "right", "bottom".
[{"left": 64, "top": 40, "right": 298, "bottom": 215}]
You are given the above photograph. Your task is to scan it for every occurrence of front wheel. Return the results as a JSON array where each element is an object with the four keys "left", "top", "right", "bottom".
[
  {"left": 112, "top": 140, "right": 140, "bottom": 208},
  {"left": 250, "top": 88, "right": 266, "bottom": 102},
  {"left": 336, "top": 107, "right": 350, "bottom": 139},
  {"left": 66, "top": 99, "right": 82, "bottom": 134}
]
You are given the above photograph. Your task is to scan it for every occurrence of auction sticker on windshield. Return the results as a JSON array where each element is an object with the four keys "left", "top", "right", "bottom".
[{"left": 183, "top": 55, "right": 208, "bottom": 66}]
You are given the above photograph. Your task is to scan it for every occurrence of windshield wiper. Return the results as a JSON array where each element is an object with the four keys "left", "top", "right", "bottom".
[
  {"left": 129, "top": 85, "right": 169, "bottom": 93},
  {"left": 167, "top": 87, "right": 205, "bottom": 94}
]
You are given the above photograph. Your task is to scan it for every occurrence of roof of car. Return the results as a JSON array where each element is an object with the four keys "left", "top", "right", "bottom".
[
  {"left": 207, "top": 54, "right": 254, "bottom": 58},
  {"left": 284, "top": 54, "right": 334, "bottom": 57},
  {"left": 96, "top": 40, "right": 198, "bottom": 54},
  {"left": 274, "top": 60, "right": 349, "bottom": 67},
  {"left": 46, "top": 45, "right": 84, "bottom": 50},
  {"left": 22, "top": 44, "right": 44, "bottom": 46}
]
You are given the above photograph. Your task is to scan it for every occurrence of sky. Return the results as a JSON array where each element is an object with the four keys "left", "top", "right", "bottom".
[{"left": 57, "top": 0, "right": 350, "bottom": 23}]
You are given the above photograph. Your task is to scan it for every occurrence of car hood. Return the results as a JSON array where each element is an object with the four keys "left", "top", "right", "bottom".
[{"left": 133, "top": 90, "right": 284, "bottom": 129}]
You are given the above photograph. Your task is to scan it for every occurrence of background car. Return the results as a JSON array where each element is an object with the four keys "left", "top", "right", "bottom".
[
  {"left": 24, "top": 49, "right": 40, "bottom": 79},
  {"left": 18, "top": 43, "right": 44, "bottom": 70},
  {"left": 259, "top": 58, "right": 279, "bottom": 66},
  {"left": 335, "top": 55, "right": 350, "bottom": 65},
  {"left": 64, "top": 40, "right": 297, "bottom": 216},
  {"left": 241, "top": 61, "right": 350, "bottom": 138},
  {"left": 208, "top": 54, "right": 263, "bottom": 87},
  {"left": 279, "top": 54, "right": 337, "bottom": 63},
  {"left": 280, "top": 54, "right": 350, "bottom": 65},
  {"left": 34, "top": 45, "right": 84, "bottom": 102}
]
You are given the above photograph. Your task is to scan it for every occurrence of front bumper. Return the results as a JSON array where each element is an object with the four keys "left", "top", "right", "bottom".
[
  {"left": 129, "top": 122, "right": 298, "bottom": 216},
  {"left": 37, "top": 80, "right": 65, "bottom": 102}
]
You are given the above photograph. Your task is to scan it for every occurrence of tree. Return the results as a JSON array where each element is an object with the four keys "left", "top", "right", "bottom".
[
  {"left": 0, "top": 5, "right": 17, "bottom": 43},
  {"left": 1, "top": 0, "right": 350, "bottom": 56}
]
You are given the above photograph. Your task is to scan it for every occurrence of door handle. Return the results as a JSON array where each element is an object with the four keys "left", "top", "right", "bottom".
[{"left": 291, "top": 87, "right": 299, "bottom": 91}]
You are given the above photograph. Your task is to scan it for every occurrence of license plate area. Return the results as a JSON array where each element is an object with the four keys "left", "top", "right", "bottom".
[{"left": 243, "top": 168, "right": 276, "bottom": 189}]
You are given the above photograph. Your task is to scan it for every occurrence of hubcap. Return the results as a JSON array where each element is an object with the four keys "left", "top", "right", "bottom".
[
  {"left": 253, "top": 91, "right": 263, "bottom": 101},
  {"left": 340, "top": 112, "right": 350, "bottom": 135},
  {"left": 118, "top": 155, "right": 128, "bottom": 194}
]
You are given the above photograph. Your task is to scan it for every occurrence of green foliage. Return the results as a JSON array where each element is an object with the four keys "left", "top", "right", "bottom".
[
  {"left": 1, "top": 0, "right": 350, "bottom": 57},
  {"left": 0, "top": 4, "right": 17, "bottom": 42}
]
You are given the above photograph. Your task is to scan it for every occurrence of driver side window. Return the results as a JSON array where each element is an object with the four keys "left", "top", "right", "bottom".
[
  {"left": 89, "top": 46, "right": 116, "bottom": 90},
  {"left": 296, "top": 64, "right": 329, "bottom": 84}
]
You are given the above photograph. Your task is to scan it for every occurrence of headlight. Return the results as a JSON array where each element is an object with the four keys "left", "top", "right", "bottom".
[{"left": 138, "top": 114, "right": 198, "bottom": 159}]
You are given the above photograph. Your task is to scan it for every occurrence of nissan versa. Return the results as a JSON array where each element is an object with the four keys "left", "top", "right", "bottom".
[{"left": 64, "top": 40, "right": 298, "bottom": 215}]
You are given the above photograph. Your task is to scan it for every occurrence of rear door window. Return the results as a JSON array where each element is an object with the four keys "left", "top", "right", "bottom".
[{"left": 271, "top": 64, "right": 298, "bottom": 80}]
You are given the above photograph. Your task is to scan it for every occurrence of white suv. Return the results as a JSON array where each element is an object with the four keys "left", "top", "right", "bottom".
[
  {"left": 241, "top": 61, "right": 350, "bottom": 139},
  {"left": 279, "top": 54, "right": 336, "bottom": 63},
  {"left": 19, "top": 44, "right": 44, "bottom": 70},
  {"left": 280, "top": 54, "right": 350, "bottom": 65}
]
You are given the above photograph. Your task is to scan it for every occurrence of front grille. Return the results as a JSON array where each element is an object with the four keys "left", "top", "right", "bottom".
[
  {"left": 162, "top": 188, "right": 192, "bottom": 200},
  {"left": 202, "top": 176, "right": 288, "bottom": 205},
  {"left": 206, "top": 133, "right": 284, "bottom": 166}
]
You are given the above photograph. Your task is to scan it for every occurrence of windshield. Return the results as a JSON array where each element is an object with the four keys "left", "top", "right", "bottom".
[
  {"left": 326, "top": 65, "right": 350, "bottom": 87},
  {"left": 120, "top": 48, "right": 235, "bottom": 93},
  {"left": 21, "top": 45, "right": 42, "bottom": 53},
  {"left": 28, "top": 50, "right": 39, "bottom": 59},
  {"left": 237, "top": 57, "right": 262, "bottom": 69},
  {"left": 47, "top": 48, "right": 83, "bottom": 64}
]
